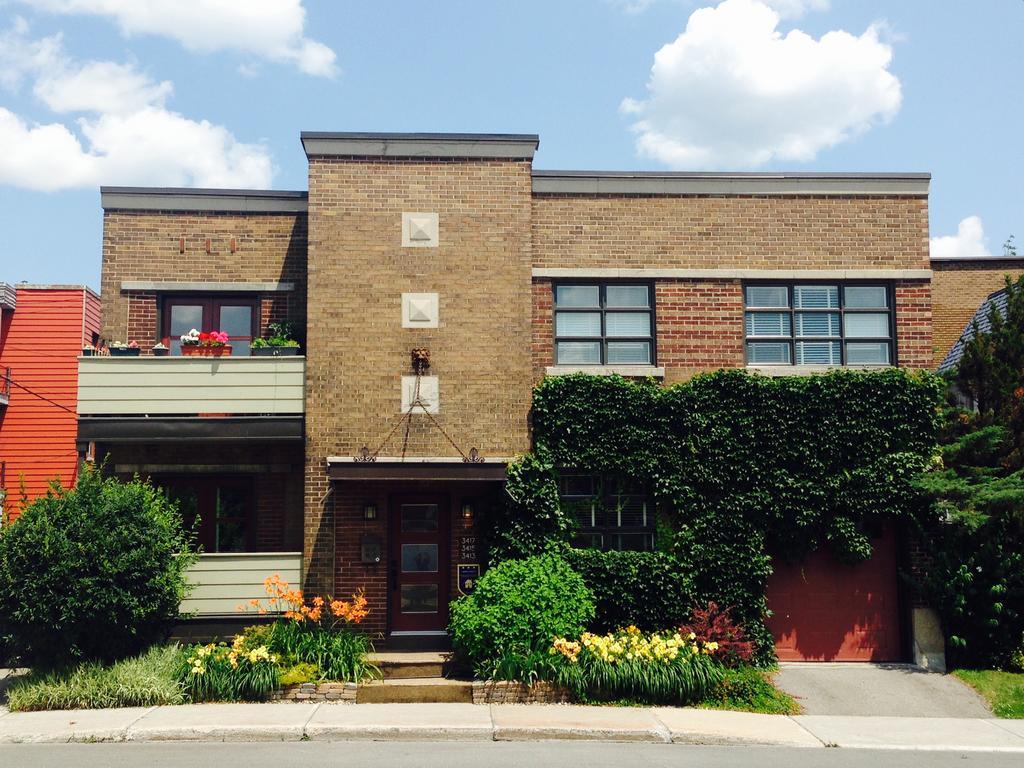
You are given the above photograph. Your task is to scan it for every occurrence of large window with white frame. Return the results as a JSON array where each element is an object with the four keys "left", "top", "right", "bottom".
[
  {"left": 553, "top": 283, "right": 655, "bottom": 366},
  {"left": 744, "top": 283, "right": 894, "bottom": 366}
]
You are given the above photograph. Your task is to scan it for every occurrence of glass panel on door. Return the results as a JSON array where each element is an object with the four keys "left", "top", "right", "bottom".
[
  {"left": 218, "top": 304, "right": 254, "bottom": 357},
  {"left": 169, "top": 304, "right": 204, "bottom": 355}
]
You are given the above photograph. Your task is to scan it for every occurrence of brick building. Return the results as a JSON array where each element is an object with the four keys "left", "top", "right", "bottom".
[{"left": 75, "top": 131, "right": 1016, "bottom": 663}]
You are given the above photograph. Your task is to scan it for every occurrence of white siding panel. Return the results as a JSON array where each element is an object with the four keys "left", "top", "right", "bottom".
[
  {"left": 180, "top": 552, "right": 302, "bottom": 617},
  {"left": 77, "top": 357, "right": 305, "bottom": 415}
]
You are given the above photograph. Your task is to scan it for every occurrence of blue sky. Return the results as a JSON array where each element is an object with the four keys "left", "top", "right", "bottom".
[{"left": 1, "top": 0, "right": 1021, "bottom": 288}]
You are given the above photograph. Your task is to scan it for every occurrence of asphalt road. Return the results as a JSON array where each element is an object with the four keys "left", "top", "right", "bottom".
[{"left": 0, "top": 742, "right": 1022, "bottom": 767}]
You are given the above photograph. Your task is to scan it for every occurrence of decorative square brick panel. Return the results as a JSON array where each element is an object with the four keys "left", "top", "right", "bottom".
[
  {"left": 401, "top": 375, "right": 439, "bottom": 414},
  {"left": 401, "top": 212, "right": 439, "bottom": 248},
  {"left": 402, "top": 292, "right": 439, "bottom": 328}
]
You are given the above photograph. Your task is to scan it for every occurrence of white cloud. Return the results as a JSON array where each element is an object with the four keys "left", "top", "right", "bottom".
[
  {"left": 609, "top": 0, "right": 828, "bottom": 17},
  {"left": 18, "top": 0, "right": 338, "bottom": 76},
  {"left": 620, "top": 0, "right": 901, "bottom": 169},
  {"left": 0, "top": 23, "right": 273, "bottom": 191},
  {"left": 763, "top": 0, "right": 830, "bottom": 18},
  {"left": 930, "top": 216, "right": 993, "bottom": 259},
  {"left": 36, "top": 61, "right": 173, "bottom": 114}
]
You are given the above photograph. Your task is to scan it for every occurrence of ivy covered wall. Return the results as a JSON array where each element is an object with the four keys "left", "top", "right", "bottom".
[{"left": 485, "top": 369, "right": 944, "bottom": 658}]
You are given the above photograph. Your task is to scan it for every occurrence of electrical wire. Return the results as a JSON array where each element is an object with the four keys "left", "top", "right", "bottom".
[{"left": 5, "top": 377, "right": 78, "bottom": 415}]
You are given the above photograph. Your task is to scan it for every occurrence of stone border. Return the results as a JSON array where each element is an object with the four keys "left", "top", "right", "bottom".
[
  {"left": 270, "top": 682, "right": 357, "bottom": 703},
  {"left": 472, "top": 680, "right": 571, "bottom": 705}
]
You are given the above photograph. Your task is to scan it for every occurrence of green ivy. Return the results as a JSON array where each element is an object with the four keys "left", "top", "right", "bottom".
[{"left": 489, "top": 369, "right": 943, "bottom": 662}]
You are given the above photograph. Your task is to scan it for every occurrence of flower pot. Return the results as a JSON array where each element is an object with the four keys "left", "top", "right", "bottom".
[
  {"left": 252, "top": 346, "right": 300, "bottom": 357},
  {"left": 82, "top": 348, "right": 95, "bottom": 357},
  {"left": 109, "top": 347, "right": 141, "bottom": 357},
  {"left": 152, "top": 345, "right": 169, "bottom": 357},
  {"left": 181, "top": 345, "right": 232, "bottom": 357}
]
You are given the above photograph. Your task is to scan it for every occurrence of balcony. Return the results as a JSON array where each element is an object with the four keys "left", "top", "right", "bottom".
[
  {"left": 78, "top": 355, "right": 305, "bottom": 415},
  {"left": 76, "top": 356, "right": 305, "bottom": 444},
  {"left": 181, "top": 552, "right": 302, "bottom": 617}
]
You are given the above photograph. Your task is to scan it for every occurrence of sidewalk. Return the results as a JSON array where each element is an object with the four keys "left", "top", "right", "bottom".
[{"left": 1, "top": 702, "right": 1023, "bottom": 750}]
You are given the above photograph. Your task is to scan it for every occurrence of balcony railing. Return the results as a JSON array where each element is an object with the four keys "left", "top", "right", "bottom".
[
  {"left": 77, "top": 356, "right": 305, "bottom": 416},
  {"left": 0, "top": 366, "right": 9, "bottom": 407},
  {"left": 181, "top": 552, "right": 302, "bottom": 617}
]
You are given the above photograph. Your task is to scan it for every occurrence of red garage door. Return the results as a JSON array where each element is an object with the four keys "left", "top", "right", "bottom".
[{"left": 766, "top": 526, "right": 902, "bottom": 662}]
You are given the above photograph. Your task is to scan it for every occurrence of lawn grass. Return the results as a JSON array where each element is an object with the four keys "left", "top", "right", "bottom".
[
  {"left": 954, "top": 669, "right": 1024, "bottom": 718},
  {"left": 6, "top": 645, "right": 186, "bottom": 711},
  {"left": 697, "top": 666, "right": 801, "bottom": 715}
]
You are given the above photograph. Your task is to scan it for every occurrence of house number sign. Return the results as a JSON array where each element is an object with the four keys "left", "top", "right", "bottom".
[{"left": 459, "top": 536, "right": 477, "bottom": 561}]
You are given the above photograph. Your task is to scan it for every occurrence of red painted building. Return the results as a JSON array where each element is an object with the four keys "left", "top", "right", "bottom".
[{"left": 0, "top": 284, "right": 101, "bottom": 520}]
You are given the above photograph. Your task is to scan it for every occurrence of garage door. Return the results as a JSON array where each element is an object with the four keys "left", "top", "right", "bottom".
[{"left": 765, "top": 526, "right": 902, "bottom": 662}]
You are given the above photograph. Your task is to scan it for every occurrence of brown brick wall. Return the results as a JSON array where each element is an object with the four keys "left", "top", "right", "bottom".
[
  {"left": 893, "top": 279, "right": 932, "bottom": 369},
  {"left": 931, "top": 259, "right": 1024, "bottom": 368},
  {"left": 304, "top": 157, "right": 534, "bottom": 594},
  {"left": 101, "top": 210, "right": 307, "bottom": 346},
  {"left": 655, "top": 279, "right": 745, "bottom": 383},
  {"left": 532, "top": 195, "right": 929, "bottom": 270}
]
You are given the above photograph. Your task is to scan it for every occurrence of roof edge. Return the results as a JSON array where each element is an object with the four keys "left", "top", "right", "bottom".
[
  {"left": 301, "top": 131, "right": 539, "bottom": 160},
  {"left": 532, "top": 170, "right": 930, "bottom": 196},
  {"left": 101, "top": 187, "right": 308, "bottom": 213}
]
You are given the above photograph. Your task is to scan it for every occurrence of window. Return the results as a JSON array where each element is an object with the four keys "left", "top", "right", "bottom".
[
  {"left": 158, "top": 477, "right": 253, "bottom": 553},
  {"left": 554, "top": 283, "right": 654, "bottom": 365},
  {"left": 162, "top": 296, "right": 257, "bottom": 356},
  {"left": 558, "top": 474, "right": 655, "bottom": 551},
  {"left": 744, "top": 283, "right": 893, "bottom": 366}
]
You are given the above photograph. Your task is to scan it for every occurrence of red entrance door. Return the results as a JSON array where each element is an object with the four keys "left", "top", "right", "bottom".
[
  {"left": 389, "top": 497, "right": 450, "bottom": 633},
  {"left": 766, "top": 525, "right": 902, "bottom": 661}
]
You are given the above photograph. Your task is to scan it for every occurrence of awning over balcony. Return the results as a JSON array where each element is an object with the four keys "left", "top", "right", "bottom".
[
  {"left": 327, "top": 456, "right": 509, "bottom": 482},
  {"left": 78, "top": 415, "right": 303, "bottom": 446}
]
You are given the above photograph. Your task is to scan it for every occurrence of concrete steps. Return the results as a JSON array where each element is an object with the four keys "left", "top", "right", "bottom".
[
  {"left": 356, "top": 677, "right": 473, "bottom": 704},
  {"left": 362, "top": 651, "right": 472, "bottom": 703}
]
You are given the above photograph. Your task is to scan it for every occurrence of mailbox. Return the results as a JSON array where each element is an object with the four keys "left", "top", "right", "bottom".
[{"left": 361, "top": 534, "right": 382, "bottom": 564}]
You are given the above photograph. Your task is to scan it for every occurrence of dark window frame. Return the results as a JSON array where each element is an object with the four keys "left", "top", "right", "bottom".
[
  {"left": 743, "top": 281, "right": 897, "bottom": 366},
  {"left": 160, "top": 294, "right": 259, "bottom": 356},
  {"left": 155, "top": 475, "right": 255, "bottom": 553},
  {"left": 558, "top": 473, "right": 656, "bottom": 552},
  {"left": 552, "top": 281, "right": 657, "bottom": 366}
]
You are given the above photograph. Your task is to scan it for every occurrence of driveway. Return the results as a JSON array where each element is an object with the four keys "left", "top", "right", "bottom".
[{"left": 774, "top": 663, "right": 992, "bottom": 717}]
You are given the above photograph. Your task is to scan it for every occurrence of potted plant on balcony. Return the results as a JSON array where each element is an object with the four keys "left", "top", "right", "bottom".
[
  {"left": 251, "top": 322, "right": 300, "bottom": 357},
  {"left": 180, "top": 328, "right": 232, "bottom": 357},
  {"left": 109, "top": 340, "right": 141, "bottom": 357}
]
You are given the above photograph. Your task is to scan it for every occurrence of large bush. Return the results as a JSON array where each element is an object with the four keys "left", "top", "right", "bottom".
[
  {"left": 562, "top": 549, "right": 694, "bottom": 632},
  {"left": 448, "top": 553, "right": 594, "bottom": 675},
  {"left": 0, "top": 466, "right": 197, "bottom": 667},
  {"left": 486, "top": 369, "right": 943, "bottom": 662}
]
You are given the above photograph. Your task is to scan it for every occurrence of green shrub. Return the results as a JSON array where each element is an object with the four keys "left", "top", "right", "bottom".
[
  {"left": 0, "top": 466, "right": 197, "bottom": 667},
  {"left": 562, "top": 549, "right": 694, "bottom": 632},
  {"left": 279, "top": 662, "right": 319, "bottom": 686},
  {"left": 700, "top": 666, "right": 799, "bottom": 715},
  {"left": 176, "top": 640, "right": 279, "bottom": 702},
  {"left": 6, "top": 645, "right": 186, "bottom": 711},
  {"left": 449, "top": 553, "right": 595, "bottom": 675}
]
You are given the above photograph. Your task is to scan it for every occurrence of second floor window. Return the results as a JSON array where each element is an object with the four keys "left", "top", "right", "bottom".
[
  {"left": 554, "top": 283, "right": 654, "bottom": 365},
  {"left": 744, "top": 283, "right": 894, "bottom": 366},
  {"left": 163, "top": 296, "right": 257, "bottom": 356}
]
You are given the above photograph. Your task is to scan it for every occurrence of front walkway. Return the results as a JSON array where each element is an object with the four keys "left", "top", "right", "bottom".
[
  {"left": 775, "top": 663, "right": 992, "bottom": 717},
  {"left": 0, "top": 702, "right": 1023, "bottom": 750}
]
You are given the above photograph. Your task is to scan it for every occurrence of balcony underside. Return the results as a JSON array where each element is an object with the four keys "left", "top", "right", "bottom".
[{"left": 77, "top": 415, "right": 303, "bottom": 446}]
